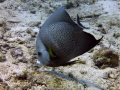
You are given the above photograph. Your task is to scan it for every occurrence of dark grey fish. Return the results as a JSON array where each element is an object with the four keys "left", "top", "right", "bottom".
[{"left": 36, "top": 6, "right": 102, "bottom": 67}]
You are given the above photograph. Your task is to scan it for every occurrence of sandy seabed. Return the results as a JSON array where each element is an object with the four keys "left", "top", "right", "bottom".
[{"left": 0, "top": 0, "right": 120, "bottom": 90}]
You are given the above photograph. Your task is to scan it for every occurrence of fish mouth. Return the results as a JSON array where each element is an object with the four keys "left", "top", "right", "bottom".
[{"left": 36, "top": 60, "right": 44, "bottom": 67}]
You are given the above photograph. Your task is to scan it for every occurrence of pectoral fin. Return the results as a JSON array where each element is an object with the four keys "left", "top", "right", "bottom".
[{"left": 48, "top": 46, "right": 56, "bottom": 58}]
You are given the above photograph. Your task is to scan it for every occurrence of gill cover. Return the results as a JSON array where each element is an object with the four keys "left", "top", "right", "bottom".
[{"left": 36, "top": 35, "right": 50, "bottom": 66}]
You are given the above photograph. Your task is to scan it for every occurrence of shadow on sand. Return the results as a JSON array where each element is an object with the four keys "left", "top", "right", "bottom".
[{"left": 42, "top": 70, "right": 107, "bottom": 90}]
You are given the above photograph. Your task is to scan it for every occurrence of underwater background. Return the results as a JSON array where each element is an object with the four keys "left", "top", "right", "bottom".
[{"left": 0, "top": 0, "right": 120, "bottom": 90}]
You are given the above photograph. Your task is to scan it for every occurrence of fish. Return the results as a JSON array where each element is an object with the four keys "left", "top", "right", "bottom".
[{"left": 36, "top": 6, "right": 102, "bottom": 67}]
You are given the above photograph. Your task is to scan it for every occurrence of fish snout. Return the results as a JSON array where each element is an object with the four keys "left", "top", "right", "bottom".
[{"left": 37, "top": 50, "right": 50, "bottom": 66}]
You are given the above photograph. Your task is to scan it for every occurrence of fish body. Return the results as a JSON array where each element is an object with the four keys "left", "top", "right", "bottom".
[{"left": 36, "top": 6, "right": 102, "bottom": 67}]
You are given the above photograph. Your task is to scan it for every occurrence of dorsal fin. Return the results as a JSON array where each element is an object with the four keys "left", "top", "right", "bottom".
[
  {"left": 42, "top": 6, "right": 75, "bottom": 28},
  {"left": 77, "top": 14, "right": 89, "bottom": 29}
]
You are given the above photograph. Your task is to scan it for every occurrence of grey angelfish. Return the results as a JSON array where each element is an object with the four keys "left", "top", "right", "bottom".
[{"left": 36, "top": 6, "right": 102, "bottom": 67}]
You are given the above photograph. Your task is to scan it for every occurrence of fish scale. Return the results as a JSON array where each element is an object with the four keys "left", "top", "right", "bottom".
[{"left": 41, "top": 22, "right": 76, "bottom": 57}]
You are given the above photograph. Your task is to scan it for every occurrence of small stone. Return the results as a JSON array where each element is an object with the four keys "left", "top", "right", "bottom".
[
  {"left": 21, "top": 86, "right": 31, "bottom": 90},
  {"left": 0, "top": 78, "right": 3, "bottom": 82},
  {"left": 30, "top": 10, "right": 36, "bottom": 14},
  {"left": 108, "top": 72, "right": 118, "bottom": 79},
  {"left": 65, "top": 2, "right": 74, "bottom": 9},
  {"left": 9, "top": 43, "right": 16, "bottom": 48},
  {"left": 113, "top": 33, "right": 120, "bottom": 38},
  {"left": 18, "top": 57, "right": 28, "bottom": 63},
  {"left": 80, "top": 71, "right": 87, "bottom": 74},
  {"left": 116, "top": 84, "right": 120, "bottom": 89},
  {"left": 5, "top": 76, "right": 12, "bottom": 81},
  {"left": 10, "top": 48, "right": 23, "bottom": 58},
  {"left": 0, "top": 20, "right": 5, "bottom": 27},
  {"left": 103, "top": 72, "right": 109, "bottom": 79},
  {"left": 15, "top": 71, "right": 28, "bottom": 80},
  {"left": 0, "top": 82, "right": 10, "bottom": 90},
  {"left": 26, "top": 29, "right": 32, "bottom": 34},
  {"left": 109, "top": 73, "right": 114, "bottom": 78},
  {"left": 31, "top": 31, "right": 37, "bottom": 38},
  {"left": 98, "top": 28, "right": 107, "bottom": 34},
  {"left": 0, "top": 27, "right": 4, "bottom": 39},
  {"left": 2, "top": 43, "right": 10, "bottom": 49},
  {"left": 12, "top": 61, "right": 19, "bottom": 65},
  {"left": 18, "top": 40, "right": 25, "bottom": 44},
  {"left": 27, "top": 21, "right": 41, "bottom": 27},
  {"left": 98, "top": 24, "right": 103, "bottom": 27},
  {"left": 7, "top": 19, "right": 21, "bottom": 23},
  {"left": 32, "top": 55, "right": 37, "bottom": 59},
  {"left": 0, "top": 52, "right": 6, "bottom": 62}
]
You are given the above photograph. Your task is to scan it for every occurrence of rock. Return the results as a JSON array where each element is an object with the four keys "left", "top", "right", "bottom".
[
  {"left": 0, "top": 27, "right": 4, "bottom": 39},
  {"left": 18, "top": 40, "right": 25, "bottom": 44},
  {"left": 1, "top": 43, "right": 10, "bottom": 51},
  {"left": 15, "top": 71, "right": 28, "bottom": 80},
  {"left": 113, "top": 33, "right": 120, "bottom": 38},
  {"left": 18, "top": 57, "right": 28, "bottom": 63},
  {"left": 31, "top": 31, "right": 37, "bottom": 38},
  {"left": 7, "top": 19, "right": 21, "bottom": 23},
  {"left": 97, "top": 24, "right": 107, "bottom": 34},
  {"left": 0, "top": 78, "right": 3, "bottom": 82},
  {"left": 27, "top": 21, "right": 41, "bottom": 27},
  {"left": 65, "top": 2, "right": 74, "bottom": 9},
  {"left": 0, "top": 20, "right": 5, "bottom": 27},
  {"left": 0, "top": 80, "right": 10, "bottom": 90},
  {"left": 10, "top": 48, "right": 23, "bottom": 59},
  {"left": 30, "top": 10, "right": 36, "bottom": 14},
  {"left": 26, "top": 28, "right": 32, "bottom": 34},
  {"left": 0, "top": 19, "right": 10, "bottom": 31},
  {"left": 0, "top": 52, "right": 6, "bottom": 62}
]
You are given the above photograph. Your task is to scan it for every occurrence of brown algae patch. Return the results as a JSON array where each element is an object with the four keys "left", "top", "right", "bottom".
[{"left": 93, "top": 47, "right": 119, "bottom": 69}]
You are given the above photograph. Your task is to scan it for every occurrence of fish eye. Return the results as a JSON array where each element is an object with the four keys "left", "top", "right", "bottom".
[{"left": 38, "top": 52, "right": 42, "bottom": 55}]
